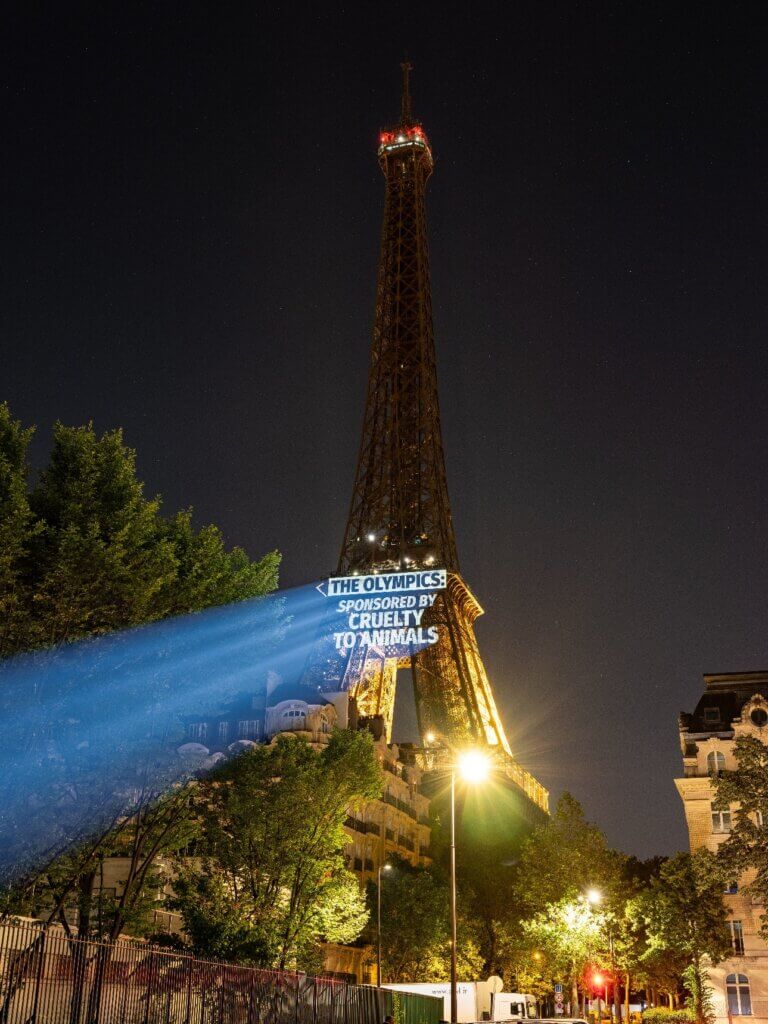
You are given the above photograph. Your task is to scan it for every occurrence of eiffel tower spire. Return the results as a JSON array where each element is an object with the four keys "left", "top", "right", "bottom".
[
  {"left": 400, "top": 60, "right": 413, "bottom": 124},
  {"left": 340, "top": 65, "right": 457, "bottom": 576},
  {"left": 335, "top": 67, "right": 548, "bottom": 818}
]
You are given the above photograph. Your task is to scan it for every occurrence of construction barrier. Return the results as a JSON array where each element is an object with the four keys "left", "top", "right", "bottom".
[{"left": 0, "top": 923, "right": 441, "bottom": 1024}]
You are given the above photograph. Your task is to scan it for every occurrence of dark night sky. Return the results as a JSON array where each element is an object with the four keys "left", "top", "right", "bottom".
[{"left": 2, "top": 3, "right": 766, "bottom": 858}]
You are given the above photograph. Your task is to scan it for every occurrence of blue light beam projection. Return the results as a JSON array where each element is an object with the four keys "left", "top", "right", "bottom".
[{"left": 0, "top": 576, "right": 441, "bottom": 886}]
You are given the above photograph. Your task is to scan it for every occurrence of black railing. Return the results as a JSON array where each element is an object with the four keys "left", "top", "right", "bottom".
[
  {"left": 0, "top": 922, "right": 441, "bottom": 1024},
  {"left": 381, "top": 794, "right": 417, "bottom": 822}
]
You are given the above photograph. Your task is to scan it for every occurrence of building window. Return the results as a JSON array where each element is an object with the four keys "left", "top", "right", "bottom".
[
  {"left": 712, "top": 804, "right": 732, "bottom": 834},
  {"left": 726, "top": 974, "right": 751, "bottom": 1015},
  {"left": 725, "top": 881, "right": 739, "bottom": 895},
  {"left": 703, "top": 707, "right": 721, "bottom": 724},
  {"left": 730, "top": 921, "right": 745, "bottom": 955},
  {"left": 707, "top": 751, "right": 726, "bottom": 777},
  {"left": 217, "top": 722, "right": 229, "bottom": 743},
  {"left": 751, "top": 708, "right": 768, "bottom": 728},
  {"left": 281, "top": 708, "right": 306, "bottom": 725},
  {"left": 238, "top": 720, "right": 259, "bottom": 739},
  {"left": 188, "top": 722, "right": 208, "bottom": 742}
]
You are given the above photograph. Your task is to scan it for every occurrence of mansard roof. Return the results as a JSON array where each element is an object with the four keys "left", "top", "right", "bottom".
[
  {"left": 267, "top": 682, "right": 331, "bottom": 707},
  {"left": 680, "top": 671, "right": 768, "bottom": 733}
]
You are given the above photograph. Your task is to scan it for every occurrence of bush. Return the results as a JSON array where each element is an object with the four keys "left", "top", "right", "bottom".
[{"left": 642, "top": 1010, "right": 695, "bottom": 1024}]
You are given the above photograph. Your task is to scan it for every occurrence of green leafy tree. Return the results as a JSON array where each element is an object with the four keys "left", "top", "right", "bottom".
[
  {"left": 0, "top": 408, "right": 282, "bottom": 1022},
  {"left": 0, "top": 403, "right": 40, "bottom": 656},
  {"left": 369, "top": 856, "right": 447, "bottom": 982},
  {"left": 0, "top": 410, "right": 281, "bottom": 654},
  {"left": 713, "top": 734, "right": 768, "bottom": 936},
  {"left": 174, "top": 731, "right": 382, "bottom": 970},
  {"left": 633, "top": 852, "right": 730, "bottom": 1024},
  {"left": 502, "top": 794, "right": 625, "bottom": 1009},
  {"left": 453, "top": 837, "right": 523, "bottom": 979},
  {"left": 28, "top": 422, "right": 178, "bottom": 645},
  {"left": 516, "top": 793, "right": 624, "bottom": 917},
  {"left": 521, "top": 896, "right": 607, "bottom": 1012},
  {"left": 601, "top": 858, "right": 667, "bottom": 1020}
]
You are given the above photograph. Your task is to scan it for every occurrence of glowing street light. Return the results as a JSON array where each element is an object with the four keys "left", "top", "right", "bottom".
[
  {"left": 424, "top": 734, "right": 492, "bottom": 1024},
  {"left": 457, "top": 749, "right": 491, "bottom": 783},
  {"left": 586, "top": 887, "right": 602, "bottom": 905},
  {"left": 377, "top": 862, "right": 392, "bottom": 988}
]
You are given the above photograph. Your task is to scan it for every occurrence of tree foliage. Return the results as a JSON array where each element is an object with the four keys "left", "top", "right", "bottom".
[
  {"left": 0, "top": 407, "right": 280, "bottom": 658},
  {"left": 7, "top": 786, "right": 199, "bottom": 941},
  {"left": 713, "top": 734, "right": 768, "bottom": 937},
  {"left": 0, "top": 405, "right": 281, "bottom": 948},
  {"left": 0, "top": 403, "right": 41, "bottom": 654},
  {"left": 368, "top": 853, "right": 484, "bottom": 983},
  {"left": 174, "top": 731, "right": 382, "bottom": 971},
  {"left": 516, "top": 793, "right": 624, "bottom": 917},
  {"left": 631, "top": 852, "right": 730, "bottom": 1024},
  {"left": 521, "top": 896, "right": 606, "bottom": 1000}
]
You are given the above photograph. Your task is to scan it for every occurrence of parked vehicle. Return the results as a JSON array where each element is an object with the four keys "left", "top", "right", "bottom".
[{"left": 383, "top": 982, "right": 537, "bottom": 1022}]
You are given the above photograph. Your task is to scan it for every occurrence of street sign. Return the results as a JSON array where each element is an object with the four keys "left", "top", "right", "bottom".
[{"left": 554, "top": 984, "right": 564, "bottom": 1015}]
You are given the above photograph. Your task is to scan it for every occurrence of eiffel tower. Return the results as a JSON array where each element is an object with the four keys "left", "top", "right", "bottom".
[{"left": 324, "top": 66, "right": 547, "bottom": 818}]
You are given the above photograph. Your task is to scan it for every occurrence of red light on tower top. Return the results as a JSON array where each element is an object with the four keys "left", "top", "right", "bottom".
[{"left": 377, "top": 64, "right": 432, "bottom": 164}]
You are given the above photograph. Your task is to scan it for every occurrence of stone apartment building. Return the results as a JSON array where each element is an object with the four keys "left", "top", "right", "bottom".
[
  {"left": 676, "top": 671, "right": 768, "bottom": 1023},
  {"left": 89, "top": 680, "right": 432, "bottom": 981},
  {"left": 181, "top": 679, "right": 433, "bottom": 882}
]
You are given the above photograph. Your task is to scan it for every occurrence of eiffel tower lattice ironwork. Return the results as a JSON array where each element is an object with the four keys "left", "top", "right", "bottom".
[{"left": 329, "top": 65, "right": 547, "bottom": 815}]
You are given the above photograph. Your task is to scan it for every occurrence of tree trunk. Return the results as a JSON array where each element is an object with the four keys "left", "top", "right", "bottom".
[
  {"left": 84, "top": 944, "right": 113, "bottom": 1024},
  {"left": 624, "top": 973, "right": 630, "bottom": 1023},
  {"left": 69, "top": 871, "right": 97, "bottom": 1024}
]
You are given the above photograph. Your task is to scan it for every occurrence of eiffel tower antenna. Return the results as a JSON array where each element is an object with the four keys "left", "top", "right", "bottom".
[{"left": 400, "top": 59, "right": 413, "bottom": 124}]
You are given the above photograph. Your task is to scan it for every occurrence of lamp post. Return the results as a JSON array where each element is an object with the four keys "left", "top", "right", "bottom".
[
  {"left": 429, "top": 743, "right": 491, "bottom": 1024},
  {"left": 449, "top": 766, "right": 458, "bottom": 1024},
  {"left": 585, "top": 888, "right": 602, "bottom": 1019},
  {"left": 377, "top": 863, "right": 391, "bottom": 988}
]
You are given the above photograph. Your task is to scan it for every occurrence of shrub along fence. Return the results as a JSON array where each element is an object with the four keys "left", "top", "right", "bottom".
[{"left": 0, "top": 922, "right": 441, "bottom": 1024}]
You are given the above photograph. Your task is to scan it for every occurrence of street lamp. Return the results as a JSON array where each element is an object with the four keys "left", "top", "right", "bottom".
[
  {"left": 377, "top": 863, "right": 392, "bottom": 988},
  {"left": 448, "top": 746, "right": 491, "bottom": 1024},
  {"left": 584, "top": 889, "right": 602, "bottom": 1018}
]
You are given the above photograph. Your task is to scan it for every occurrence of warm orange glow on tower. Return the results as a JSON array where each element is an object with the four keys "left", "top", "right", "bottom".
[{"left": 336, "top": 66, "right": 548, "bottom": 818}]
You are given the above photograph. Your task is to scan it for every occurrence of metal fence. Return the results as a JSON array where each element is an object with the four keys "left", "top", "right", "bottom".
[{"left": 0, "top": 923, "right": 441, "bottom": 1024}]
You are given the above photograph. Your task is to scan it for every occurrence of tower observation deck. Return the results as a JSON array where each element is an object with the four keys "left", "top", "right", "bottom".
[{"left": 332, "top": 66, "right": 548, "bottom": 819}]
